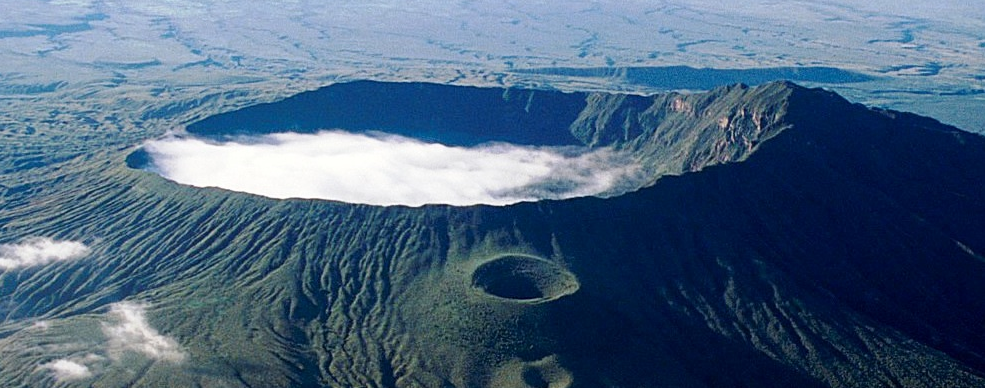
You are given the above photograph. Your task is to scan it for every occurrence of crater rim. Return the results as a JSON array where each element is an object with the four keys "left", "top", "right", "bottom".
[{"left": 470, "top": 254, "right": 580, "bottom": 304}]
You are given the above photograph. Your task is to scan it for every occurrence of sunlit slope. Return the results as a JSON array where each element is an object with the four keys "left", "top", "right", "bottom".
[{"left": 1, "top": 82, "right": 984, "bottom": 387}]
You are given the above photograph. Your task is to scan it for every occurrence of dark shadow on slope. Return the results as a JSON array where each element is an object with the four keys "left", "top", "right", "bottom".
[
  {"left": 528, "top": 85, "right": 985, "bottom": 383},
  {"left": 125, "top": 148, "right": 152, "bottom": 170}
]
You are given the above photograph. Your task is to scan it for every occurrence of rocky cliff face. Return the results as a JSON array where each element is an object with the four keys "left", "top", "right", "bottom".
[
  {"left": 2, "top": 81, "right": 984, "bottom": 387},
  {"left": 569, "top": 82, "right": 795, "bottom": 179}
]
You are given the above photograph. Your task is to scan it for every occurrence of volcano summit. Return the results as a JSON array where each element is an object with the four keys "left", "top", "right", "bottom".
[{"left": 3, "top": 80, "right": 985, "bottom": 387}]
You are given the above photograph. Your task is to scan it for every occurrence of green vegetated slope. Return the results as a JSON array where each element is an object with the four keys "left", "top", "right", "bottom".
[{"left": 1, "top": 81, "right": 984, "bottom": 387}]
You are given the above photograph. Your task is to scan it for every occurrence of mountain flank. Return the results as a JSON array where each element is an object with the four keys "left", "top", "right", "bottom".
[{"left": 2, "top": 80, "right": 984, "bottom": 387}]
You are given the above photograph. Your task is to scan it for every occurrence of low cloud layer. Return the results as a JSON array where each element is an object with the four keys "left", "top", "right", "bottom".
[
  {"left": 103, "top": 302, "right": 185, "bottom": 362},
  {"left": 0, "top": 237, "right": 90, "bottom": 270},
  {"left": 35, "top": 302, "right": 185, "bottom": 382},
  {"left": 144, "top": 131, "right": 643, "bottom": 206},
  {"left": 40, "top": 359, "right": 92, "bottom": 381}
]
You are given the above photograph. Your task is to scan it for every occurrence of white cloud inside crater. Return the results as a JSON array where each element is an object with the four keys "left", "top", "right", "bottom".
[
  {"left": 0, "top": 237, "right": 90, "bottom": 270},
  {"left": 144, "top": 131, "right": 643, "bottom": 207}
]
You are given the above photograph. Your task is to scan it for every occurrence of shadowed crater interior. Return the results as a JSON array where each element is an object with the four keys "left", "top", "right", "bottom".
[{"left": 472, "top": 255, "right": 579, "bottom": 303}]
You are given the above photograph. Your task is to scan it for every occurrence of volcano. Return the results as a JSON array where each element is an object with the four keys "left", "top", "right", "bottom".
[{"left": 2, "top": 80, "right": 985, "bottom": 387}]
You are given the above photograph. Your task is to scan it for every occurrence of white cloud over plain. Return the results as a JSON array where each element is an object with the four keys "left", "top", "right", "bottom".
[
  {"left": 144, "top": 131, "right": 643, "bottom": 207},
  {"left": 102, "top": 302, "right": 185, "bottom": 362},
  {"left": 0, "top": 237, "right": 90, "bottom": 270},
  {"left": 40, "top": 359, "right": 92, "bottom": 381}
]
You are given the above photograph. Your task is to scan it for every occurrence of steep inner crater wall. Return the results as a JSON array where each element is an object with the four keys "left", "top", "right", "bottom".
[
  {"left": 132, "top": 81, "right": 797, "bottom": 206},
  {"left": 185, "top": 81, "right": 590, "bottom": 146}
]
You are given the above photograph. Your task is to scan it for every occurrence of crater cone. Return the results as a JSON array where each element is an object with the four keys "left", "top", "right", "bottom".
[{"left": 471, "top": 255, "right": 579, "bottom": 303}]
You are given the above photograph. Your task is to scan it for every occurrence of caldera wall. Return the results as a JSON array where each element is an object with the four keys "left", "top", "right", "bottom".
[{"left": 185, "top": 81, "right": 591, "bottom": 147}]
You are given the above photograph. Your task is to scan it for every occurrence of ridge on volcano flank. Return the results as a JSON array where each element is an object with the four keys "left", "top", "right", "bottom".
[{"left": 133, "top": 81, "right": 799, "bottom": 206}]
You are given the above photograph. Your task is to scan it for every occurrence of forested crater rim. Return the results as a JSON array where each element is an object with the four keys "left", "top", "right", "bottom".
[{"left": 471, "top": 254, "right": 580, "bottom": 303}]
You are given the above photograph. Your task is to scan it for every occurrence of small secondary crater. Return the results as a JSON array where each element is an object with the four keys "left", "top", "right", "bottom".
[{"left": 471, "top": 255, "right": 579, "bottom": 303}]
